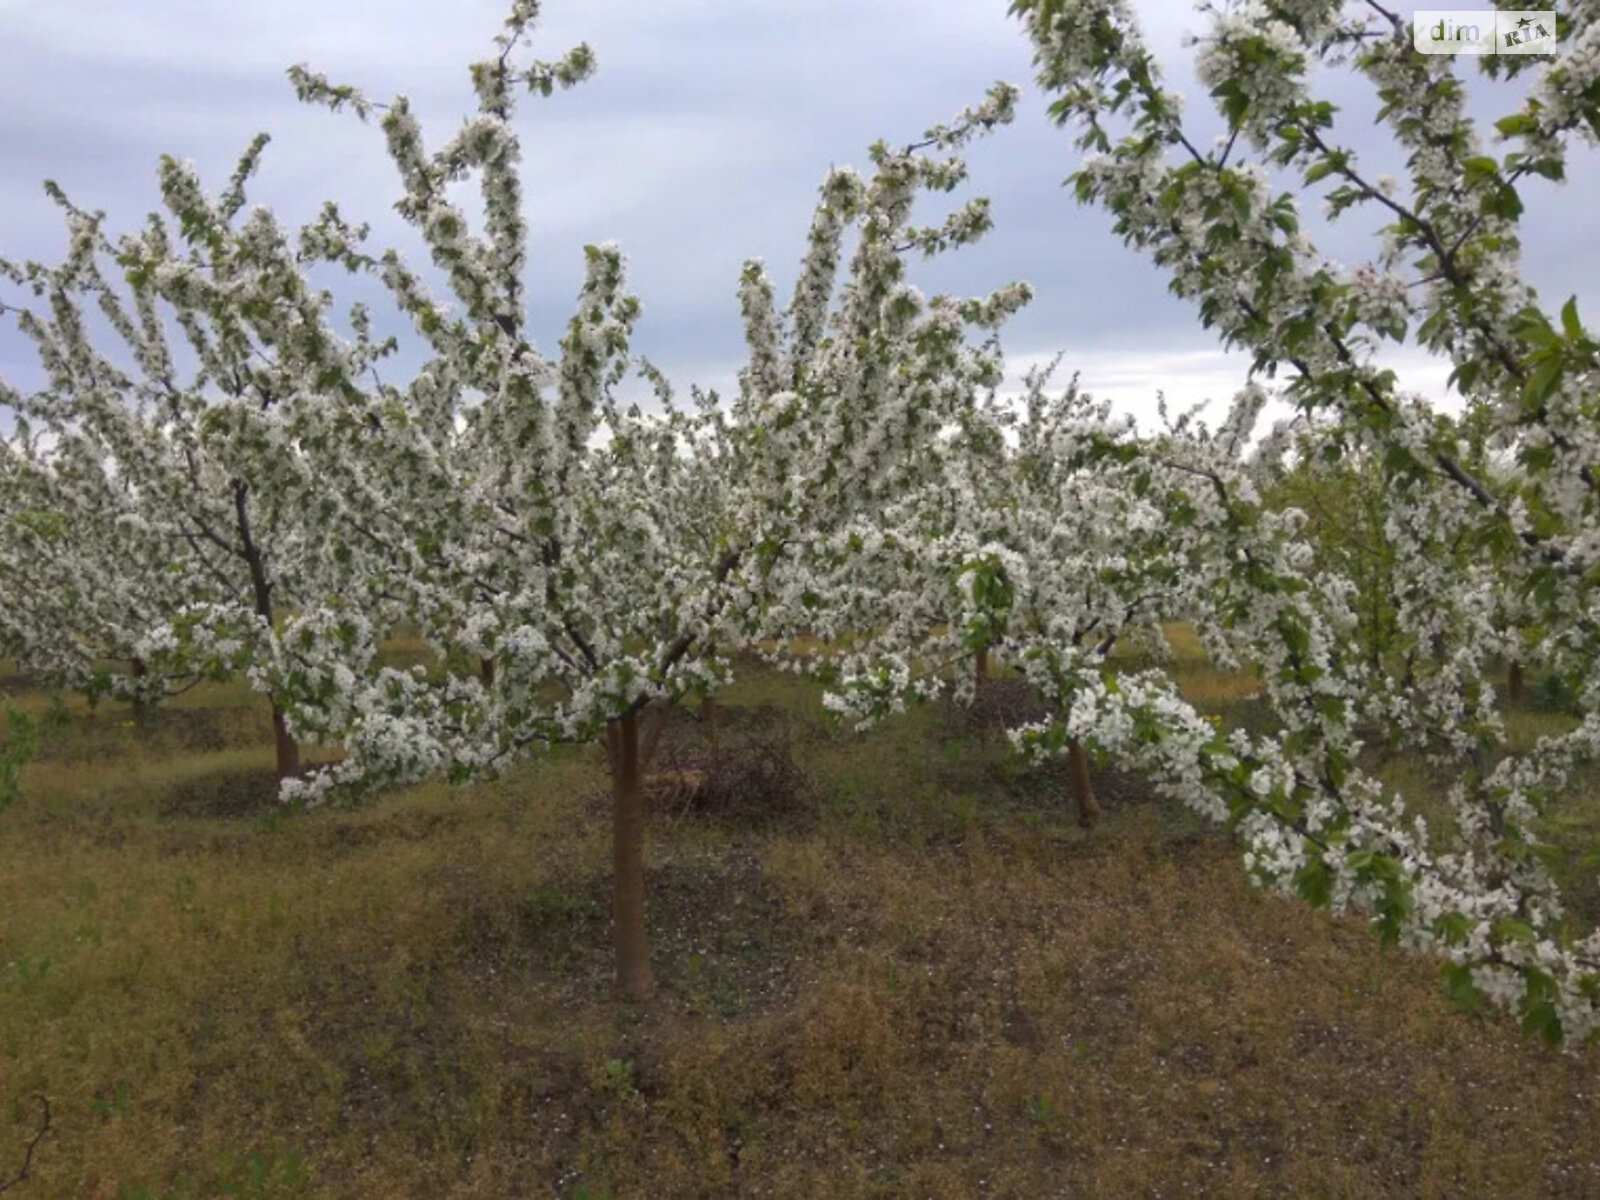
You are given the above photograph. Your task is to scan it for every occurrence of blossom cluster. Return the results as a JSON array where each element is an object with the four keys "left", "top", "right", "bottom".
[{"left": 1008, "top": 0, "right": 1600, "bottom": 1044}]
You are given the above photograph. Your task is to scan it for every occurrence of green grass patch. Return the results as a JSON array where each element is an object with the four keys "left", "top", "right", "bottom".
[{"left": 1, "top": 648, "right": 1597, "bottom": 1196}]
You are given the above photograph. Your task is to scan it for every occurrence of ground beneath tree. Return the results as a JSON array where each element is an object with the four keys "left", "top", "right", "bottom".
[{"left": 3, "top": 666, "right": 1599, "bottom": 1198}]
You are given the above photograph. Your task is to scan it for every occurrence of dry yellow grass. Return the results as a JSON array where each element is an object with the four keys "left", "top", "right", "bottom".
[{"left": 1, "top": 654, "right": 1597, "bottom": 1198}]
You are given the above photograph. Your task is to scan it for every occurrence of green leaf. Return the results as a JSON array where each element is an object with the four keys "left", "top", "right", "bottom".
[
  {"left": 1448, "top": 358, "right": 1480, "bottom": 394},
  {"left": 1491, "top": 916, "right": 1537, "bottom": 946},
  {"left": 1304, "top": 159, "right": 1338, "bottom": 185},
  {"left": 1295, "top": 858, "right": 1333, "bottom": 908},
  {"left": 1513, "top": 307, "right": 1558, "bottom": 346},
  {"left": 1495, "top": 112, "right": 1537, "bottom": 138},
  {"left": 1523, "top": 1001, "right": 1563, "bottom": 1046},
  {"left": 1483, "top": 182, "right": 1524, "bottom": 220},
  {"left": 1521, "top": 968, "right": 1563, "bottom": 1045},
  {"left": 1441, "top": 962, "right": 1482, "bottom": 1014},
  {"left": 1433, "top": 911, "right": 1472, "bottom": 945},
  {"left": 1561, "top": 295, "right": 1583, "bottom": 341},
  {"left": 1521, "top": 357, "right": 1563, "bottom": 411}
]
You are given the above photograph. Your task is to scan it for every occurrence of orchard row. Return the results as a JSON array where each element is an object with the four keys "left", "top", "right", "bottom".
[{"left": 3, "top": 0, "right": 1599, "bottom": 1042}]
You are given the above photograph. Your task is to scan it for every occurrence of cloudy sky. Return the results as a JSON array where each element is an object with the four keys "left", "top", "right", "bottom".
[{"left": 1, "top": 0, "right": 1595, "bottom": 427}]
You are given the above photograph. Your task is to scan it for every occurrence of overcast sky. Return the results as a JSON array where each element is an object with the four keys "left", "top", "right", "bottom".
[{"left": 1, "top": 0, "right": 1595, "bottom": 427}]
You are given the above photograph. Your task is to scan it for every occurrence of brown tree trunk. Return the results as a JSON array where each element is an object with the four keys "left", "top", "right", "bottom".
[
  {"left": 480, "top": 657, "right": 496, "bottom": 688},
  {"left": 974, "top": 645, "right": 990, "bottom": 695},
  {"left": 231, "top": 479, "right": 299, "bottom": 786},
  {"left": 1509, "top": 660, "right": 1525, "bottom": 705},
  {"left": 129, "top": 657, "right": 155, "bottom": 728},
  {"left": 608, "top": 710, "right": 654, "bottom": 1002},
  {"left": 271, "top": 703, "right": 301, "bottom": 783},
  {"left": 1068, "top": 737, "right": 1100, "bottom": 829}
]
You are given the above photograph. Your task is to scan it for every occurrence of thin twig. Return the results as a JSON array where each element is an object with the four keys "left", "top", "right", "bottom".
[{"left": 0, "top": 1094, "right": 51, "bottom": 1194}]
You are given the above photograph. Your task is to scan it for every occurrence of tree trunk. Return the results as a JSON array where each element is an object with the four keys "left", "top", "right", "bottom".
[
  {"left": 129, "top": 657, "right": 155, "bottom": 728},
  {"left": 480, "top": 657, "right": 496, "bottom": 688},
  {"left": 271, "top": 703, "right": 301, "bottom": 783},
  {"left": 231, "top": 479, "right": 299, "bottom": 786},
  {"left": 974, "top": 645, "right": 990, "bottom": 695},
  {"left": 1508, "top": 660, "right": 1525, "bottom": 705},
  {"left": 1068, "top": 737, "right": 1100, "bottom": 829},
  {"left": 608, "top": 710, "right": 653, "bottom": 1002}
]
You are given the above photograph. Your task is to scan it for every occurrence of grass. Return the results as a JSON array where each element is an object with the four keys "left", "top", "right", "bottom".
[{"left": 1, "top": 644, "right": 1599, "bottom": 1197}]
